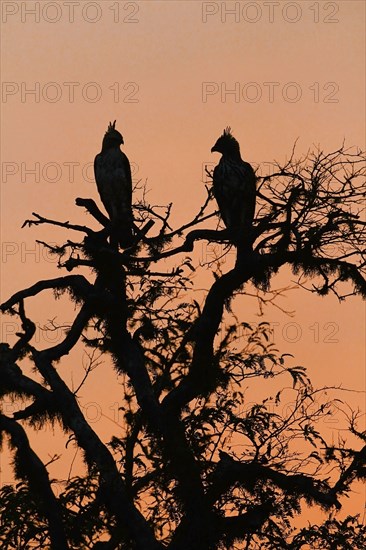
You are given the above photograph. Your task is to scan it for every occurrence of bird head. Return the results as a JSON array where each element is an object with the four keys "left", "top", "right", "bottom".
[
  {"left": 211, "top": 127, "right": 241, "bottom": 158},
  {"left": 102, "top": 120, "right": 124, "bottom": 149}
]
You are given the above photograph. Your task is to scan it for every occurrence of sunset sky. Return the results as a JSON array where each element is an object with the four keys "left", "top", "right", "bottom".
[{"left": 1, "top": 0, "right": 365, "bottom": 523}]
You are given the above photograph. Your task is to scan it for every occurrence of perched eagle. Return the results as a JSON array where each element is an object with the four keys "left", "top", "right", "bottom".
[
  {"left": 94, "top": 120, "right": 133, "bottom": 248},
  {"left": 211, "top": 127, "right": 256, "bottom": 242}
]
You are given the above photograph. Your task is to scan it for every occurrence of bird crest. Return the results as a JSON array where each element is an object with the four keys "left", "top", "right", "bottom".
[
  {"left": 101, "top": 120, "right": 124, "bottom": 148},
  {"left": 222, "top": 127, "right": 238, "bottom": 145},
  {"left": 105, "top": 120, "right": 117, "bottom": 136}
]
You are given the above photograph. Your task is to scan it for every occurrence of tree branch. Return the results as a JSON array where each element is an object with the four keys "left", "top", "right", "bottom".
[
  {"left": 0, "top": 275, "right": 94, "bottom": 312},
  {"left": 0, "top": 414, "right": 69, "bottom": 549}
]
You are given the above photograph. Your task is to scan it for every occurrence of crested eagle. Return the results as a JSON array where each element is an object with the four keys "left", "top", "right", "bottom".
[
  {"left": 211, "top": 127, "right": 256, "bottom": 242},
  {"left": 94, "top": 120, "right": 133, "bottom": 248}
]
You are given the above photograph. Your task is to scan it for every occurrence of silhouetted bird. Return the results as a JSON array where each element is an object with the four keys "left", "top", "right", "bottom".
[
  {"left": 94, "top": 120, "right": 133, "bottom": 248},
  {"left": 211, "top": 127, "right": 256, "bottom": 243}
]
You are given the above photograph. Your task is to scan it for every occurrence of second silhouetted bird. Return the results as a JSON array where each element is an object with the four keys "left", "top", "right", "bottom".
[{"left": 211, "top": 127, "right": 256, "bottom": 243}]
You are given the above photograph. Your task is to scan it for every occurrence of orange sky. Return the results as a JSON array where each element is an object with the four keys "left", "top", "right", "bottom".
[{"left": 1, "top": 0, "right": 365, "bottom": 525}]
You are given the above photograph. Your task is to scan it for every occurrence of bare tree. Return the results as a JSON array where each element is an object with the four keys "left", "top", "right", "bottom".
[{"left": 1, "top": 144, "right": 365, "bottom": 549}]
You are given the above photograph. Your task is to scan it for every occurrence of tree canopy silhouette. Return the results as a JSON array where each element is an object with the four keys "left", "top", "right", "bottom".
[{"left": 1, "top": 136, "right": 366, "bottom": 549}]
